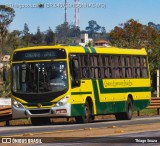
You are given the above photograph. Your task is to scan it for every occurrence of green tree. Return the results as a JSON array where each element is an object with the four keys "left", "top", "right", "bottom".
[
  {"left": 45, "top": 27, "right": 55, "bottom": 45},
  {"left": 33, "top": 26, "right": 43, "bottom": 45},
  {"left": 55, "top": 22, "right": 70, "bottom": 43},
  {"left": 87, "top": 40, "right": 93, "bottom": 47},
  {"left": 109, "top": 19, "right": 145, "bottom": 48},
  {"left": 69, "top": 25, "right": 80, "bottom": 38},
  {"left": 109, "top": 19, "right": 160, "bottom": 76},
  {"left": 148, "top": 22, "right": 160, "bottom": 31},
  {"left": 22, "top": 23, "right": 31, "bottom": 46},
  {"left": 86, "top": 20, "right": 101, "bottom": 39},
  {"left": 101, "top": 26, "right": 106, "bottom": 34},
  {"left": 55, "top": 22, "right": 81, "bottom": 44},
  {"left": 110, "top": 19, "right": 154, "bottom": 48},
  {"left": 97, "top": 26, "right": 107, "bottom": 40},
  {"left": 0, "top": 5, "right": 15, "bottom": 54},
  {"left": 6, "top": 30, "right": 21, "bottom": 52}
]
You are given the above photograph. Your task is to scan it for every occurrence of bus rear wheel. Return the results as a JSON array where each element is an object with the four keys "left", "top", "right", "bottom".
[
  {"left": 115, "top": 98, "right": 133, "bottom": 120},
  {"left": 75, "top": 101, "right": 92, "bottom": 124},
  {"left": 31, "top": 117, "right": 51, "bottom": 126}
]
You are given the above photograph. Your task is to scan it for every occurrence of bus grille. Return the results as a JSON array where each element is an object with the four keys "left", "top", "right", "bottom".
[{"left": 29, "top": 109, "right": 50, "bottom": 114}]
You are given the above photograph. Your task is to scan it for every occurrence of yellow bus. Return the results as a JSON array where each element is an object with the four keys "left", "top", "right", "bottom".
[{"left": 10, "top": 45, "right": 151, "bottom": 125}]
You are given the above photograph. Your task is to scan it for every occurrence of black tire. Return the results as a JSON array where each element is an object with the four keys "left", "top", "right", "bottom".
[
  {"left": 125, "top": 98, "right": 133, "bottom": 120},
  {"left": 75, "top": 101, "right": 92, "bottom": 124},
  {"left": 115, "top": 113, "right": 125, "bottom": 120},
  {"left": 115, "top": 98, "right": 133, "bottom": 120},
  {"left": 31, "top": 117, "right": 51, "bottom": 126}
]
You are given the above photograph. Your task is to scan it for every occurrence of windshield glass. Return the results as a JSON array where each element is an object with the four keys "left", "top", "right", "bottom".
[{"left": 12, "top": 61, "right": 68, "bottom": 93}]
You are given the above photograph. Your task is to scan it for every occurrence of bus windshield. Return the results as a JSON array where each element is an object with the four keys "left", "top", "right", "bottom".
[{"left": 12, "top": 61, "right": 68, "bottom": 94}]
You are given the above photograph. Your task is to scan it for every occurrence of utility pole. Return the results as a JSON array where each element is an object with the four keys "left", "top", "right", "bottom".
[
  {"left": 157, "top": 69, "right": 159, "bottom": 97},
  {"left": 74, "top": 0, "right": 80, "bottom": 27},
  {"left": 64, "top": 0, "right": 67, "bottom": 23}
]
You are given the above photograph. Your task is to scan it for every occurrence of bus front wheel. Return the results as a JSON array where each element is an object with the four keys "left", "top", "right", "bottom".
[
  {"left": 115, "top": 98, "right": 133, "bottom": 120},
  {"left": 75, "top": 101, "right": 92, "bottom": 124}
]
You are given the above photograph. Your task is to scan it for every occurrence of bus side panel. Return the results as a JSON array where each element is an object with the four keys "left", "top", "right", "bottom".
[
  {"left": 96, "top": 79, "right": 151, "bottom": 114},
  {"left": 113, "top": 101, "right": 126, "bottom": 113},
  {"left": 92, "top": 79, "right": 113, "bottom": 115},
  {"left": 70, "top": 80, "right": 95, "bottom": 116},
  {"left": 94, "top": 79, "right": 127, "bottom": 114},
  {"left": 71, "top": 104, "right": 85, "bottom": 116},
  {"left": 134, "top": 99, "right": 150, "bottom": 111}
]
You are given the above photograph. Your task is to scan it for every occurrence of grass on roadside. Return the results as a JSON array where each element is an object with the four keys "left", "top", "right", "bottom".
[{"left": 133, "top": 108, "right": 158, "bottom": 116}]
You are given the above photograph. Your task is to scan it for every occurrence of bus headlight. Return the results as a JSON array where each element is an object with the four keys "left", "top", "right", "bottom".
[
  {"left": 12, "top": 99, "right": 24, "bottom": 108},
  {"left": 55, "top": 96, "right": 69, "bottom": 107}
]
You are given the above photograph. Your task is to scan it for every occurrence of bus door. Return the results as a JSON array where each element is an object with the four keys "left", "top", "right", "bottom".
[{"left": 69, "top": 54, "right": 85, "bottom": 104}]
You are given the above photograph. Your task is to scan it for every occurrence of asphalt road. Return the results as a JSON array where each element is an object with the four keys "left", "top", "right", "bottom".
[
  {"left": 2, "top": 128, "right": 160, "bottom": 146},
  {"left": 1, "top": 116, "right": 160, "bottom": 137}
]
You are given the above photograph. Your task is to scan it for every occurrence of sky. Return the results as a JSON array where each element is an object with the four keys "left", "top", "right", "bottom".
[{"left": 0, "top": 0, "right": 160, "bottom": 33}]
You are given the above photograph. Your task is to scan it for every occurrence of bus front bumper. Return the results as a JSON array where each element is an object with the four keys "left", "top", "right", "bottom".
[{"left": 12, "top": 103, "right": 71, "bottom": 119}]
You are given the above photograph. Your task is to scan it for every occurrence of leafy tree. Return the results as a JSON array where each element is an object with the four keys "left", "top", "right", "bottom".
[
  {"left": 69, "top": 25, "right": 80, "bottom": 38},
  {"left": 86, "top": 40, "right": 93, "bottom": 47},
  {"left": 55, "top": 22, "right": 81, "bottom": 44},
  {"left": 45, "top": 27, "right": 55, "bottom": 45},
  {"left": 86, "top": 20, "right": 101, "bottom": 39},
  {"left": 0, "top": 5, "right": 15, "bottom": 54},
  {"left": 109, "top": 19, "right": 160, "bottom": 76},
  {"left": 23, "top": 23, "right": 29, "bottom": 35},
  {"left": 97, "top": 26, "right": 107, "bottom": 40},
  {"left": 55, "top": 22, "right": 70, "bottom": 43},
  {"left": 34, "top": 26, "right": 43, "bottom": 45},
  {"left": 101, "top": 26, "right": 106, "bottom": 34},
  {"left": 109, "top": 19, "right": 157, "bottom": 49},
  {"left": 6, "top": 30, "right": 21, "bottom": 51},
  {"left": 22, "top": 23, "right": 31, "bottom": 46},
  {"left": 148, "top": 22, "right": 160, "bottom": 31}
]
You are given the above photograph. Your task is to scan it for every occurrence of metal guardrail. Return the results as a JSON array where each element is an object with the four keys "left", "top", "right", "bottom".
[{"left": 137, "top": 97, "right": 160, "bottom": 116}]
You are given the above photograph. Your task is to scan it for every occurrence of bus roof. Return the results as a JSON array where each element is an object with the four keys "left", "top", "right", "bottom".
[{"left": 14, "top": 45, "right": 147, "bottom": 56}]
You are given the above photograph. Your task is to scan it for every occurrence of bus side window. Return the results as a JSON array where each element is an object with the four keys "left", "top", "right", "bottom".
[
  {"left": 114, "top": 56, "right": 120, "bottom": 78},
  {"left": 81, "top": 55, "right": 90, "bottom": 78},
  {"left": 90, "top": 56, "right": 94, "bottom": 78},
  {"left": 121, "top": 56, "right": 125, "bottom": 78},
  {"left": 103, "top": 55, "right": 112, "bottom": 78},
  {"left": 94, "top": 56, "right": 98, "bottom": 78},
  {"left": 141, "top": 57, "right": 148, "bottom": 78},
  {"left": 125, "top": 56, "right": 132, "bottom": 78},
  {"left": 136, "top": 57, "right": 141, "bottom": 78}
]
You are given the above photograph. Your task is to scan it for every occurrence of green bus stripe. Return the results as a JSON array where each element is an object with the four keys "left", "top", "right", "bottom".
[
  {"left": 83, "top": 47, "right": 90, "bottom": 53},
  {"left": 98, "top": 79, "right": 150, "bottom": 93},
  {"left": 71, "top": 92, "right": 92, "bottom": 95},
  {"left": 90, "top": 47, "right": 96, "bottom": 53},
  {"left": 92, "top": 80, "right": 100, "bottom": 102},
  {"left": 92, "top": 79, "right": 102, "bottom": 114}
]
